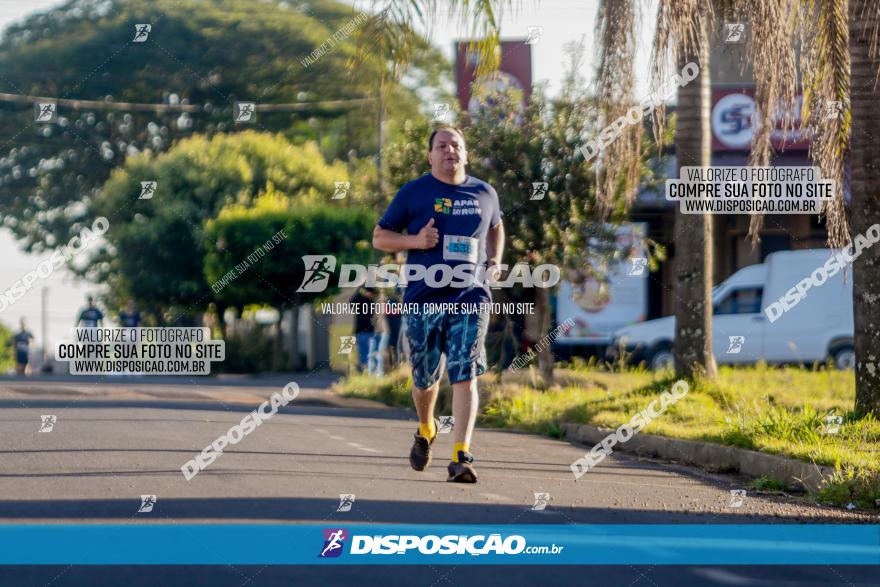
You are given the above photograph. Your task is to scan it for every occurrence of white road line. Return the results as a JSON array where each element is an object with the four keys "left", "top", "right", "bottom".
[
  {"left": 477, "top": 492, "right": 511, "bottom": 502},
  {"left": 346, "top": 442, "right": 383, "bottom": 453}
]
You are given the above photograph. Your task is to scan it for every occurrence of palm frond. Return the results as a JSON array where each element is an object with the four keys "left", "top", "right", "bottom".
[
  {"left": 853, "top": 0, "right": 880, "bottom": 81},
  {"left": 650, "top": 0, "right": 714, "bottom": 151},
  {"left": 733, "top": 0, "right": 800, "bottom": 243},
  {"left": 800, "top": 0, "right": 851, "bottom": 248},
  {"left": 357, "top": 1, "right": 518, "bottom": 81}
]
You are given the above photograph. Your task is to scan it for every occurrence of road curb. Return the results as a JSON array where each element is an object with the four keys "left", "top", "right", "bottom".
[{"left": 561, "top": 422, "right": 835, "bottom": 493}]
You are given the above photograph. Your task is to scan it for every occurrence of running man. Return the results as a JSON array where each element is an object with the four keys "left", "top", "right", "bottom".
[
  {"left": 13, "top": 319, "right": 34, "bottom": 376},
  {"left": 76, "top": 295, "right": 104, "bottom": 328},
  {"left": 118, "top": 299, "right": 141, "bottom": 327},
  {"left": 372, "top": 126, "right": 504, "bottom": 483}
]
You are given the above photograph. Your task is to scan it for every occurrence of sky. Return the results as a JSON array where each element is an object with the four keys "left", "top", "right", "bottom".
[{"left": 0, "top": 0, "right": 657, "bottom": 349}]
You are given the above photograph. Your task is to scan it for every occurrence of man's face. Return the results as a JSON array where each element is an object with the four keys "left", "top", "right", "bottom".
[{"left": 428, "top": 130, "right": 467, "bottom": 175}]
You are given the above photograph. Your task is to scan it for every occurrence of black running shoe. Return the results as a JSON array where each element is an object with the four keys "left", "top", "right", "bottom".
[
  {"left": 447, "top": 451, "right": 478, "bottom": 483},
  {"left": 409, "top": 419, "right": 438, "bottom": 471}
]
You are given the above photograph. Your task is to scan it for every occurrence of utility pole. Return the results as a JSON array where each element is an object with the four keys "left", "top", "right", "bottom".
[
  {"left": 41, "top": 286, "right": 48, "bottom": 366},
  {"left": 377, "top": 84, "right": 387, "bottom": 196}
]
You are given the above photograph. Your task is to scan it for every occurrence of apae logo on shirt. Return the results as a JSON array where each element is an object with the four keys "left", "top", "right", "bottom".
[
  {"left": 434, "top": 198, "right": 452, "bottom": 214},
  {"left": 434, "top": 197, "right": 481, "bottom": 216}
]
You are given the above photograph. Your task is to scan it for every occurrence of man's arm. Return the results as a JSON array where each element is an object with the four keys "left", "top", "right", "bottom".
[
  {"left": 372, "top": 226, "right": 414, "bottom": 253},
  {"left": 486, "top": 221, "right": 505, "bottom": 266},
  {"left": 372, "top": 219, "right": 439, "bottom": 253}
]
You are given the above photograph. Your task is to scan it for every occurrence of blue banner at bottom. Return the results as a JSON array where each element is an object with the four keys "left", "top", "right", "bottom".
[{"left": 0, "top": 524, "right": 877, "bottom": 565}]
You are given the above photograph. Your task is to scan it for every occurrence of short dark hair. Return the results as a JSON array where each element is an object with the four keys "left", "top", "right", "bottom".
[{"left": 428, "top": 126, "right": 465, "bottom": 151}]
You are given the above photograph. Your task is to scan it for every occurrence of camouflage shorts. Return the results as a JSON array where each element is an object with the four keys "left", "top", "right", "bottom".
[{"left": 404, "top": 307, "right": 490, "bottom": 388}]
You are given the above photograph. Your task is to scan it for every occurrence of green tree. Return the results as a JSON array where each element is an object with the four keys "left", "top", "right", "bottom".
[
  {"left": 204, "top": 187, "right": 375, "bottom": 307},
  {"left": 204, "top": 187, "right": 374, "bottom": 368},
  {"left": 92, "top": 130, "right": 349, "bottom": 316},
  {"left": 0, "top": 0, "right": 444, "bottom": 252},
  {"left": 0, "top": 322, "right": 14, "bottom": 373}
]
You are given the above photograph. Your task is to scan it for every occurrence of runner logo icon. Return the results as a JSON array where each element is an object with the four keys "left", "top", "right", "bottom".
[
  {"left": 319, "top": 528, "right": 348, "bottom": 558},
  {"left": 35, "top": 103, "right": 57, "bottom": 123},
  {"left": 298, "top": 255, "right": 337, "bottom": 293},
  {"left": 726, "top": 336, "right": 745, "bottom": 354},
  {"left": 438, "top": 416, "right": 454, "bottom": 433},
  {"left": 39, "top": 415, "right": 56, "bottom": 433},
  {"left": 337, "top": 494, "right": 355, "bottom": 512},
  {"left": 133, "top": 24, "right": 151, "bottom": 42},
  {"left": 530, "top": 182, "right": 547, "bottom": 200}
]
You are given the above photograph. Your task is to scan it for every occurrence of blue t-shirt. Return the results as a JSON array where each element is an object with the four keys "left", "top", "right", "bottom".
[
  {"left": 13, "top": 331, "right": 33, "bottom": 354},
  {"left": 78, "top": 307, "right": 104, "bottom": 327},
  {"left": 378, "top": 174, "right": 502, "bottom": 304},
  {"left": 119, "top": 311, "right": 141, "bottom": 328}
]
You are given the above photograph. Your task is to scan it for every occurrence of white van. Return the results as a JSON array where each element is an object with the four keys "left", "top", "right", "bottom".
[{"left": 607, "top": 249, "right": 855, "bottom": 370}]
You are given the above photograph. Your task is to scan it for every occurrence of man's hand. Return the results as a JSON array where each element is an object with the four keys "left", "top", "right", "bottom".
[
  {"left": 371, "top": 218, "right": 440, "bottom": 253},
  {"left": 410, "top": 218, "right": 439, "bottom": 249},
  {"left": 486, "top": 260, "right": 503, "bottom": 283}
]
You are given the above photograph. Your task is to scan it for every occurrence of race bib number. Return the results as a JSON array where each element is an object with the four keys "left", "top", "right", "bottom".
[{"left": 443, "top": 235, "right": 478, "bottom": 263}]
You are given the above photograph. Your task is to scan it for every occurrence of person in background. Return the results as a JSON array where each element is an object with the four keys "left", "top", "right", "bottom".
[
  {"left": 385, "top": 286, "right": 403, "bottom": 370},
  {"left": 369, "top": 299, "right": 389, "bottom": 376},
  {"left": 118, "top": 299, "right": 141, "bottom": 328},
  {"left": 76, "top": 295, "right": 104, "bottom": 328},
  {"left": 349, "top": 287, "right": 375, "bottom": 372},
  {"left": 13, "top": 318, "right": 34, "bottom": 376}
]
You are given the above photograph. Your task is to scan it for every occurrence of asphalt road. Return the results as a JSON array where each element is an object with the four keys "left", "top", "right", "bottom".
[{"left": 0, "top": 375, "right": 877, "bottom": 586}]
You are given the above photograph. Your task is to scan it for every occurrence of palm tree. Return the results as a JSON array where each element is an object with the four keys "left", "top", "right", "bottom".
[
  {"left": 848, "top": 0, "right": 880, "bottom": 414},
  {"left": 742, "top": 0, "right": 878, "bottom": 414},
  {"left": 660, "top": 3, "right": 717, "bottom": 379},
  {"left": 596, "top": 0, "right": 718, "bottom": 378}
]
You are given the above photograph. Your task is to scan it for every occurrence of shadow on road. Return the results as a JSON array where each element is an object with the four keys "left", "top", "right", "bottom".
[{"left": 0, "top": 495, "right": 861, "bottom": 524}]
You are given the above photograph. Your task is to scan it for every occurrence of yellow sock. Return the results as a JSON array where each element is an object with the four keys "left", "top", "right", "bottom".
[
  {"left": 453, "top": 442, "right": 469, "bottom": 462},
  {"left": 419, "top": 420, "right": 436, "bottom": 441}
]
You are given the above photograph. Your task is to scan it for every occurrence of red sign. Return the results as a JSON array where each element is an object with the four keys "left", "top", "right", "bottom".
[
  {"left": 455, "top": 40, "right": 532, "bottom": 114},
  {"left": 711, "top": 88, "right": 810, "bottom": 152}
]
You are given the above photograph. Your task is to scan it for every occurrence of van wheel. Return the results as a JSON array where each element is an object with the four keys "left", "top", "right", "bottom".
[
  {"left": 648, "top": 343, "right": 674, "bottom": 371},
  {"left": 831, "top": 345, "right": 855, "bottom": 370}
]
